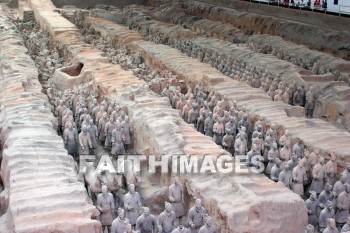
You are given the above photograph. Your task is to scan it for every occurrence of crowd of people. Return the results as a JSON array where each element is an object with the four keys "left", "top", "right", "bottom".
[{"left": 276, "top": 0, "right": 327, "bottom": 9}]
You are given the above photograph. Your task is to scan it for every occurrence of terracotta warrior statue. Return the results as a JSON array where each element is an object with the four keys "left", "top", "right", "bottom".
[
  {"left": 335, "top": 184, "right": 350, "bottom": 227},
  {"left": 225, "top": 116, "right": 236, "bottom": 137},
  {"left": 158, "top": 202, "right": 176, "bottom": 233},
  {"left": 265, "top": 142, "right": 279, "bottom": 176},
  {"left": 310, "top": 157, "right": 326, "bottom": 195},
  {"left": 246, "top": 144, "right": 260, "bottom": 168},
  {"left": 87, "top": 119, "right": 98, "bottom": 154},
  {"left": 293, "top": 87, "right": 303, "bottom": 106},
  {"left": 222, "top": 132, "right": 235, "bottom": 155},
  {"left": 341, "top": 216, "right": 350, "bottom": 233},
  {"left": 342, "top": 162, "right": 350, "bottom": 184},
  {"left": 279, "top": 129, "right": 291, "bottom": 149},
  {"left": 125, "top": 223, "right": 136, "bottom": 233},
  {"left": 182, "top": 100, "right": 192, "bottom": 123},
  {"left": 325, "top": 153, "right": 337, "bottom": 186},
  {"left": 305, "top": 191, "right": 318, "bottom": 227},
  {"left": 305, "top": 87, "right": 314, "bottom": 118},
  {"left": 287, "top": 154, "right": 298, "bottom": 172},
  {"left": 237, "top": 115, "right": 248, "bottom": 132},
  {"left": 104, "top": 117, "right": 115, "bottom": 151},
  {"left": 111, "top": 208, "right": 129, "bottom": 233},
  {"left": 197, "top": 112, "right": 206, "bottom": 134},
  {"left": 318, "top": 183, "right": 336, "bottom": 216},
  {"left": 122, "top": 116, "right": 133, "bottom": 153},
  {"left": 292, "top": 138, "right": 304, "bottom": 159},
  {"left": 169, "top": 176, "right": 185, "bottom": 222},
  {"left": 63, "top": 122, "right": 78, "bottom": 158},
  {"left": 322, "top": 218, "right": 338, "bottom": 233},
  {"left": 188, "top": 198, "right": 206, "bottom": 233},
  {"left": 304, "top": 224, "right": 314, "bottom": 233},
  {"left": 198, "top": 216, "right": 216, "bottom": 233},
  {"left": 212, "top": 118, "right": 224, "bottom": 146},
  {"left": 188, "top": 104, "right": 199, "bottom": 126},
  {"left": 292, "top": 160, "right": 305, "bottom": 197},
  {"left": 172, "top": 225, "right": 190, "bottom": 233},
  {"left": 263, "top": 130, "right": 273, "bottom": 163},
  {"left": 319, "top": 200, "right": 335, "bottom": 232},
  {"left": 98, "top": 112, "right": 108, "bottom": 144},
  {"left": 124, "top": 184, "right": 142, "bottom": 227},
  {"left": 234, "top": 133, "right": 247, "bottom": 156},
  {"left": 136, "top": 207, "right": 158, "bottom": 233},
  {"left": 111, "top": 123, "right": 125, "bottom": 157},
  {"left": 278, "top": 164, "right": 292, "bottom": 189},
  {"left": 204, "top": 112, "right": 214, "bottom": 137},
  {"left": 333, "top": 174, "right": 347, "bottom": 197},
  {"left": 97, "top": 185, "right": 115, "bottom": 233},
  {"left": 279, "top": 142, "right": 291, "bottom": 166},
  {"left": 79, "top": 126, "right": 92, "bottom": 155},
  {"left": 236, "top": 126, "right": 247, "bottom": 142},
  {"left": 270, "top": 158, "right": 282, "bottom": 182}
]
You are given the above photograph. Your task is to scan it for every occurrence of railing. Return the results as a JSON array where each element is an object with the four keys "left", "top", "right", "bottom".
[
  {"left": 244, "top": 0, "right": 350, "bottom": 16},
  {"left": 339, "top": 4, "right": 350, "bottom": 15}
]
